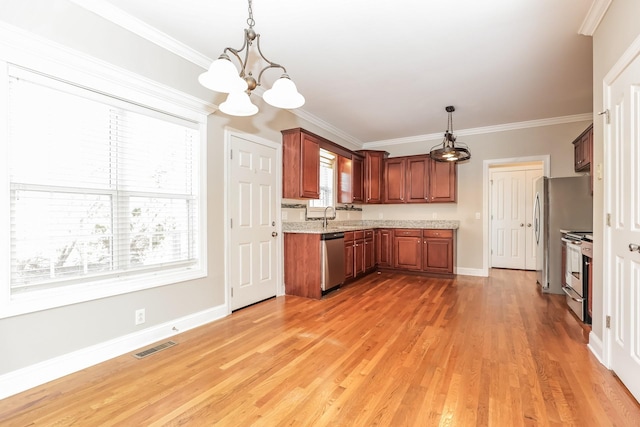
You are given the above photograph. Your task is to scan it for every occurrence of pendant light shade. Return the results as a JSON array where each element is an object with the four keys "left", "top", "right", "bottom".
[
  {"left": 263, "top": 75, "right": 305, "bottom": 109},
  {"left": 198, "top": 54, "right": 248, "bottom": 93},
  {"left": 219, "top": 91, "right": 259, "bottom": 116},
  {"left": 429, "top": 106, "right": 471, "bottom": 163}
]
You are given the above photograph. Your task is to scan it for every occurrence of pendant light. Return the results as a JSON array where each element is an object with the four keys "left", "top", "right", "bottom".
[
  {"left": 198, "top": 0, "right": 305, "bottom": 116},
  {"left": 429, "top": 106, "right": 471, "bottom": 162}
]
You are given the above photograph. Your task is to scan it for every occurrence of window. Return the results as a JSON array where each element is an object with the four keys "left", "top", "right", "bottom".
[
  {"left": 5, "top": 66, "right": 203, "bottom": 308},
  {"left": 309, "top": 149, "right": 336, "bottom": 209}
]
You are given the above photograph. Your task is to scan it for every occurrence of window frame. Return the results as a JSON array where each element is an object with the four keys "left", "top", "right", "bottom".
[
  {"left": 307, "top": 149, "right": 337, "bottom": 216},
  {"left": 0, "top": 35, "right": 210, "bottom": 319}
]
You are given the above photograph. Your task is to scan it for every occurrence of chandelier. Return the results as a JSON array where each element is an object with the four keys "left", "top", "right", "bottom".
[
  {"left": 198, "top": 0, "right": 305, "bottom": 116},
  {"left": 429, "top": 106, "right": 471, "bottom": 162}
]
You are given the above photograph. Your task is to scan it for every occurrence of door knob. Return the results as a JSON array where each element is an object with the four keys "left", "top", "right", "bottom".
[
  {"left": 272, "top": 231, "right": 278, "bottom": 237},
  {"left": 520, "top": 223, "right": 524, "bottom": 227},
  {"left": 629, "top": 243, "right": 640, "bottom": 252},
  {"left": 527, "top": 223, "right": 532, "bottom": 227}
]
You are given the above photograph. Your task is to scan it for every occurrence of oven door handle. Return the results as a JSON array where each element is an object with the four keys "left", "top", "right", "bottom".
[
  {"left": 561, "top": 237, "right": 582, "bottom": 245},
  {"left": 562, "top": 286, "right": 584, "bottom": 302}
]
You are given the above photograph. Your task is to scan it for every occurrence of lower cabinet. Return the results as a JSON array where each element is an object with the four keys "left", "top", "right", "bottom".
[
  {"left": 375, "top": 229, "right": 393, "bottom": 268},
  {"left": 393, "top": 229, "right": 422, "bottom": 270},
  {"left": 344, "top": 232, "right": 355, "bottom": 280},
  {"left": 389, "top": 228, "right": 455, "bottom": 276},
  {"left": 345, "top": 229, "right": 375, "bottom": 282},
  {"left": 354, "top": 231, "right": 365, "bottom": 277}
]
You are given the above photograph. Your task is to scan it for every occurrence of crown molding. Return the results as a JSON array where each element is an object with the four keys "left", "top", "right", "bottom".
[
  {"left": 363, "top": 113, "right": 593, "bottom": 149},
  {"left": 578, "top": 0, "right": 612, "bottom": 36},
  {"left": 69, "top": 0, "right": 212, "bottom": 68}
]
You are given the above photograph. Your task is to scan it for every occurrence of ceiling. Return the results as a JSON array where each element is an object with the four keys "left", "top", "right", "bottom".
[{"left": 73, "top": 0, "right": 596, "bottom": 146}]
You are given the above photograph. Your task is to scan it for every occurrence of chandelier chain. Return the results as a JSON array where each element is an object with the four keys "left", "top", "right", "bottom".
[{"left": 247, "top": 0, "right": 255, "bottom": 28}]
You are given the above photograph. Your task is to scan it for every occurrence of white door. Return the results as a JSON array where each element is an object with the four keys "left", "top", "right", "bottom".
[
  {"left": 491, "top": 169, "right": 526, "bottom": 269},
  {"left": 229, "top": 133, "right": 279, "bottom": 311},
  {"left": 605, "top": 50, "right": 640, "bottom": 401},
  {"left": 524, "top": 169, "right": 543, "bottom": 269}
]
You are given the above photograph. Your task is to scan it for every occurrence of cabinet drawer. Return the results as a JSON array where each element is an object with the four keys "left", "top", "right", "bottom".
[
  {"left": 394, "top": 229, "right": 422, "bottom": 237},
  {"left": 354, "top": 230, "right": 365, "bottom": 240},
  {"left": 423, "top": 229, "right": 453, "bottom": 238},
  {"left": 344, "top": 231, "right": 354, "bottom": 243},
  {"left": 364, "top": 229, "right": 374, "bottom": 240}
]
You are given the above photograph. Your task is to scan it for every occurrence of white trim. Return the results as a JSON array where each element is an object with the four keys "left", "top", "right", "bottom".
[
  {"left": 455, "top": 267, "right": 486, "bottom": 277},
  {"left": 601, "top": 33, "right": 640, "bottom": 370},
  {"left": 482, "top": 156, "right": 550, "bottom": 276},
  {"left": 588, "top": 331, "right": 605, "bottom": 364},
  {"left": 0, "top": 304, "right": 228, "bottom": 400},
  {"left": 578, "top": 0, "right": 613, "bottom": 36},
  {"left": 363, "top": 113, "right": 594, "bottom": 149},
  {"left": 69, "top": 0, "right": 212, "bottom": 69}
]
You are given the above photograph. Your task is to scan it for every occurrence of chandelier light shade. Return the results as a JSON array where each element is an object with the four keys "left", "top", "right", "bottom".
[
  {"left": 429, "top": 106, "right": 471, "bottom": 163},
  {"left": 199, "top": 0, "right": 305, "bottom": 116}
]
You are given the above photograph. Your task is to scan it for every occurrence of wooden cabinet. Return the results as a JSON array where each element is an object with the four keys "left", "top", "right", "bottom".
[
  {"left": 429, "top": 160, "right": 457, "bottom": 203},
  {"left": 282, "top": 128, "right": 320, "bottom": 199},
  {"left": 337, "top": 154, "right": 364, "bottom": 204},
  {"left": 573, "top": 124, "right": 593, "bottom": 173},
  {"left": 284, "top": 233, "right": 322, "bottom": 299},
  {"left": 352, "top": 155, "right": 364, "bottom": 203},
  {"left": 359, "top": 150, "right": 388, "bottom": 204},
  {"left": 344, "top": 231, "right": 354, "bottom": 281},
  {"left": 582, "top": 240, "right": 593, "bottom": 320},
  {"left": 354, "top": 230, "right": 365, "bottom": 277},
  {"left": 393, "top": 229, "right": 423, "bottom": 271},
  {"left": 422, "top": 229, "right": 454, "bottom": 274},
  {"left": 384, "top": 155, "right": 430, "bottom": 204},
  {"left": 384, "top": 158, "right": 406, "bottom": 203},
  {"left": 375, "top": 229, "right": 393, "bottom": 268},
  {"left": 364, "top": 229, "right": 375, "bottom": 271}
]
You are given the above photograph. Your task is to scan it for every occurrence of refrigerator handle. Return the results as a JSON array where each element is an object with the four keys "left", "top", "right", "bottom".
[{"left": 534, "top": 192, "right": 541, "bottom": 244}]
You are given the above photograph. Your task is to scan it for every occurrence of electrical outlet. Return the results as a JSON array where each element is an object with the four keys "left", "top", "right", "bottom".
[{"left": 135, "top": 308, "right": 146, "bottom": 325}]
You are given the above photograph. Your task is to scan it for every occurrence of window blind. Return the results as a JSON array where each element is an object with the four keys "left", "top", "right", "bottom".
[
  {"left": 309, "top": 149, "right": 335, "bottom": 208},
  {"left": 7, "top": 70, "right": 200, "bottom": 294}
]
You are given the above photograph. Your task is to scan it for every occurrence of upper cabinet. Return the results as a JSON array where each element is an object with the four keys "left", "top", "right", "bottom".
[
  {"left": 429, "top": 160, "right": 457, "bottom": 203},
  {"left": 282, "top": 128, "right": 320, "bottom": 199},
  {"left": 337, "top": 154, "right": 364, "bottom": 204},
  {"left": 573, "top": 124, "right": 593, "bottom": 173},
  {"left": 359, "top": 150, "right": 388, "bottom": 204},
  {"left": 352, "top": 155, "right": 364, "bottom": 203}
]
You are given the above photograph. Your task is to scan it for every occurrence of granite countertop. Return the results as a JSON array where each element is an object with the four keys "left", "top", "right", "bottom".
[{"left": 282, "top": 220, "right": 459, "bottom": 234}]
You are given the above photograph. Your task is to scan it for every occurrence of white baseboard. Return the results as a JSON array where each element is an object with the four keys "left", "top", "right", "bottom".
[
  {"left": 0, "top": 304, "right": 228, "bottom": 400},
  {"left": 588, "top": 331, "right": 605, "bottom": 365},
  {"left": 455, "top": 267, "right": 487, "bottom": 277}
]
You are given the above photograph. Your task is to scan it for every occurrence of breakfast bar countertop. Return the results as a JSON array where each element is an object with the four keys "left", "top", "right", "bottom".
[{"left": 282, "top": 220, "right": 460, "bottom": 234}]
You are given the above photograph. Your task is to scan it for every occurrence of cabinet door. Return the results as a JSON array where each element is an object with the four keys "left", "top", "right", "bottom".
[
  {"left": 406, "top": 156, "right": 429, "bottom": 203},
  {"left": 363, "top": 151, "right": 386, "bottom": 203},
  {"left": 384, "top": 158, "right": 405, "bottom": 203},
  {"left": 422, "top": 230, "right": 453, "bottom": 274},
  {"left": 393, "top": 230, "right": 422, "bottom": 270},
  {"left": 344, "top": 241, "right": 354, "bottom": 280},
  {"left": 364, "top": 230, "right": 375, "bottom": 270},
  {"left": 337, "top": 155, "right": 352, "bottom": 204},
  {"left": 300, "top": 133, "right": 320, "bottom": 198},
  {"left": 376, "top": 229, "right": 393, "bottom": 267},
  {"left": 352, "top": 155, "right": 364, "bottom": 203},
  {"left": 354, "top": 238, "right": 365, "bottom": 276},
  {"left": 429, "top": 159, "right": 456, "bottom": 203}
]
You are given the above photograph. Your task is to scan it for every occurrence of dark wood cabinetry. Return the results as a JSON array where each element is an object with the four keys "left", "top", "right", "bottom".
[
  {"left": 344, "top": 231, "right": 355, "bottom": 280},
  {"left": 393, "top": 229, "right": 423, "bottom": 270},
  {"left": 283, "top": 233, "right": 322, "bottom": 299},
  {"left": 406, "top": 156, "right": 429, "bottom": 202},
  {"left": 429, "top": 160, "right": 457, "bottom": 203},
  {"left": 359, "top": 150, "right": 388, "bottom": 204},
  {"left": 337, "top": 154, "right": 365, "bottom": 204},
  {"left": 345, "top": 229, "right": 375, "bottom": 282},
  {"left": 384, "top": 157, "right": 406, "bottom": 203},
  {"left": 573, "top": 124, "right": 593, "bottom": 172},
  {"left": 282, "top": 128, "right": 320, "bottom": 199},
  {"left": 583, "top": 241, "right": 593, "bottom": 319},
  {"left": 375, "top": 229, "right": 393, "bottom": 268},
  {"left": 364, "top": 229, "right": 375, "bottom": 271},
  {"left": 354, "top": 230, "right": 365, "bottom": 277},
  {"left": 352, "top": 155, "right": 364, "bottom": 203},
  {"left": 422, "top": 229, "right": 454, "bottom": 274}
]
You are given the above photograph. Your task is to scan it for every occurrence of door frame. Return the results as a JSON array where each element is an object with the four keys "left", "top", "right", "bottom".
[
  {"left": 601, "top": 34, "right": 640, "bottom": 369},
  {"left": 224, "top": 128, "right": 284, "bottom": 315},
  {"left": 483, "top": 156, "right": 550, "bottom": 276}
]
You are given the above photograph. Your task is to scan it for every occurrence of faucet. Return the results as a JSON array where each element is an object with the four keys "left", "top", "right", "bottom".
[{"left": 323, "top": 206, "right": 336, "bottom": 229}]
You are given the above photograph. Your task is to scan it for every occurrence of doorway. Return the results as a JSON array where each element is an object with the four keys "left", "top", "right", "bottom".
[
  {"left": 483, "top": 156, "right": 549, "bottom": 276},
  {"left": 490, "top": 164, "right": 543, "bottom": 270},
  {"left": 225, "top": 130, "right": 282, "bottom": 311}
]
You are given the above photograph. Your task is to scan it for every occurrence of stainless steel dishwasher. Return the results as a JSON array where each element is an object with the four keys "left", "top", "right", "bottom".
[{"left": 320, "top": 232, "right": 345, "bottom": 293}]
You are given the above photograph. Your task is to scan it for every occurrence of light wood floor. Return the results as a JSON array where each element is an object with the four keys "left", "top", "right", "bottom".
[{"left": 1, "top": 269, "right": 639, "bottom": 426}]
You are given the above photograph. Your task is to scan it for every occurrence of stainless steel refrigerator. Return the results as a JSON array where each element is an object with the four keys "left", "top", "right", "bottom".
[{"left": 534, "top": 176, "right": 593, "bottom": 294}]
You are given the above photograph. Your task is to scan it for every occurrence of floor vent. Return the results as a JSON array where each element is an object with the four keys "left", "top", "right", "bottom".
[{"left": 133, "top": 341, "right": 177, "bottom": 359}]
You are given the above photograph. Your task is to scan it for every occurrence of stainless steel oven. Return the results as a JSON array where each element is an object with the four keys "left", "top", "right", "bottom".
[{"left": 561, "top": 232, "right": 589, "bottom": 322}]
